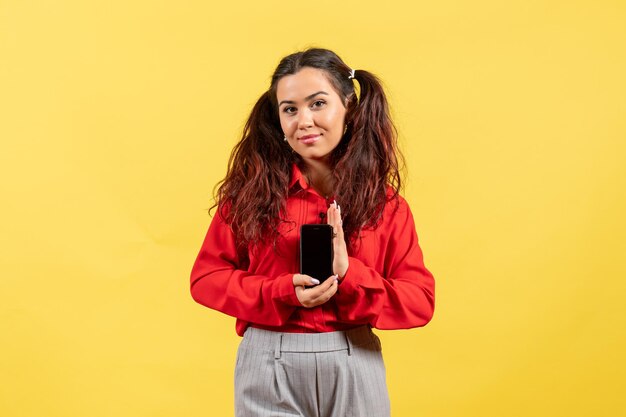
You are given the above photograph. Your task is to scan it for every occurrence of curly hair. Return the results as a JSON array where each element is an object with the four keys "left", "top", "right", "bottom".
[{"left": 211, "top": 48, "right": 403, "bottom": 251}]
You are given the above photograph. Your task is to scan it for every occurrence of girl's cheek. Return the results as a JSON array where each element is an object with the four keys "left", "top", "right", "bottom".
[{"left": 280, "top": 122, "right": 291, "bottom": 135}]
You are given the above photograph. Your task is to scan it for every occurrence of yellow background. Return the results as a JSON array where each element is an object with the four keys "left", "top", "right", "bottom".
[{"left": 1, "top": 0, "right": 625, "bottom": 416}]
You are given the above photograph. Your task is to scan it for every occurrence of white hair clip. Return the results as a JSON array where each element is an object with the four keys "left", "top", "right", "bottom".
[{"left": 348, "top": 68, "right": 355, "bottom": 79}]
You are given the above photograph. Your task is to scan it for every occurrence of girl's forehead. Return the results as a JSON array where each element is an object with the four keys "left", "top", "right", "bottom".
[{"left": 276, "top": 68, "right": 337, "bottom": 101}]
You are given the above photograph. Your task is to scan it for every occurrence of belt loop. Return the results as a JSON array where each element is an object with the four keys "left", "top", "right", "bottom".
[
  {"left": 274, "top": 334, "right": 283, "bottom": 359},
  {"left": 345, "top": 331, "right": 353, "bottom": 356}
]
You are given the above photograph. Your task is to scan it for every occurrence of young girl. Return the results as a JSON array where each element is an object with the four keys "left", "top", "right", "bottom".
[{"left": 190, "top": 48, "right": 435, "bottom": 417}]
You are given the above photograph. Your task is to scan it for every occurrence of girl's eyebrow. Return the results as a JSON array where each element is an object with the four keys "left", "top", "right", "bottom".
[{"left": 278, "top": 91, "right": 329, "bottom": 107}]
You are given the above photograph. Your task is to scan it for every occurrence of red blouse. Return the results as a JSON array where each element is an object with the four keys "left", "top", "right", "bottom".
[{"left": 190, "top": 164, "right": 435, "bottom": 336}]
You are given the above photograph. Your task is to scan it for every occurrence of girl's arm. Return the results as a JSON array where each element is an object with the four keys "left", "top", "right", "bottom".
[
  {"left": 190, "top": 210, "right": 301, "bottom": 326},
  {"left": 333, "top": 199, "right": 435, "bottom": 329}
]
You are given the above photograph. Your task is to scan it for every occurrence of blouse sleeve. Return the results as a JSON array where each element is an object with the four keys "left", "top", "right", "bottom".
[
  {"left": 189, "top": 208, "right": 301, "bottom": 326},
  {"left": 333, "top": 199, "right": 435, "bottom": 329}
]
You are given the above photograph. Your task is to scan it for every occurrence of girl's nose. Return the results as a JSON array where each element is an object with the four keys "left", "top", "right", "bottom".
[{"left": 297, "top": 109, "right": 314, "bottom": 129}]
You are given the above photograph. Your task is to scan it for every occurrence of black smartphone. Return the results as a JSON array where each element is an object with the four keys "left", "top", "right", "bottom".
[{"left": 299, "top": 224, "right": 334, "bottom": 283}]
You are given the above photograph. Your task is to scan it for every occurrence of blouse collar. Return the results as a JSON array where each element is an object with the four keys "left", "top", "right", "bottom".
[{"left": 289, "top": 163, "right": 310, "bottom": 192}]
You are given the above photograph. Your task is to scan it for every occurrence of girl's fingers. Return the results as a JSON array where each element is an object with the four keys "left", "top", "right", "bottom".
[
  {"left": 295, "top": 275, "right": 339, "bottom": 307},
  {"left": 308, "top": 278, "right": 338, "bottom": 304},
  {"left": 336, "top": 212, "right": 344, "bottom": 238},
  {"left": 333, "top": 203, "right": 344, "bottom": 240},
  {"left": 309, "top": 275, "right": 336, "bottom": 292},
  {"left": 293, "top": 273, "right": 320, "bottom": 287},
  {"left": 327, "top": 201, "right": 344, "bottom": 239}
]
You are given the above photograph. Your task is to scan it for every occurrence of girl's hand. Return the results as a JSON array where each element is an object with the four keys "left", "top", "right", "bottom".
[
  {"left": 292, "top": 274, "right": 338, "bottom": 308},
  {"left": 328, "top": 200, "right": 349, "bottom": 278}
]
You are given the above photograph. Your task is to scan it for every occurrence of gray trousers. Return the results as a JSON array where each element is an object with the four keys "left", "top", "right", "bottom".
[{"left": 234, "top": 326, "right": 390, "bottom": 417}]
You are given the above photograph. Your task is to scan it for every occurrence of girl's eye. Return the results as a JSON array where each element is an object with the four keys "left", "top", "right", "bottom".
[
  {"left": 283, "top": 106, "right": 296, "bottom": 114},
  {"left": 312, "top": 100, "right": 326, "bottom": 108}
]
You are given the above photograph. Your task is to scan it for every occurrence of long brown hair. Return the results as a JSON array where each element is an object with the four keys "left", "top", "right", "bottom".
[{"left": 212, "top": 48, "right": 404, "bottom": 250}]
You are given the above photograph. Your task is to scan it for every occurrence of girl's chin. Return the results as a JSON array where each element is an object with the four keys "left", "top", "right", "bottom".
[
  {"left": 295, "top": 146, "right": 338, "bottom": 161},
  {"left": 298, "top": 154, "right": 333, "bottom": 165}
]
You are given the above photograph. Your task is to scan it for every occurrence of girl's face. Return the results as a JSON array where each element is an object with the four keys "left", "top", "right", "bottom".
[{"left": 276, "top": 67, "right": 348, "bottom": 166}]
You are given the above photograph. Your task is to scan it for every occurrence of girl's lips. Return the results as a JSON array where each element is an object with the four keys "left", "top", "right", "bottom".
[{"left": 299, "top": 134, "right": 320, "bottom": 144}]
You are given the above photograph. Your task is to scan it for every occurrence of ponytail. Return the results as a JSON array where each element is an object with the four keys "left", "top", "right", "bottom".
[
  {"left": 212, "top": 90, "right": 295, "bottom": 247},
  {"left": 333, "top": 69, "right": 403, "bottom": 241}
]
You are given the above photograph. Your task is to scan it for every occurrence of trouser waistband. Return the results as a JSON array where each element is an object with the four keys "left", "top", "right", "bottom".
[{"left": 242, "top": 326, "right": 376, "bottom": 358}]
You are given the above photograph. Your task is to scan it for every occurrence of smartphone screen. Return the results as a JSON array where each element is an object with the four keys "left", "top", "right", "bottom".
[{"left": 299, "top": 224, "right": 334, "bottom": 283}]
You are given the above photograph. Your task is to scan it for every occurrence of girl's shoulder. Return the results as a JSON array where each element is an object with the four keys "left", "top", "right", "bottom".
[
  {"left": 384, "top": 186, "right": 410, "bottom": 208},
  {"left": 381, "top": 187, "right": 412, "bottom": 224}
]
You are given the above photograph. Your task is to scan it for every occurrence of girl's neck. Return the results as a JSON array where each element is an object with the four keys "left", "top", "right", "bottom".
[{"left": 302, "top": 159, "right": 333, "bottom": 198}]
